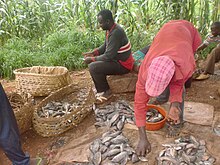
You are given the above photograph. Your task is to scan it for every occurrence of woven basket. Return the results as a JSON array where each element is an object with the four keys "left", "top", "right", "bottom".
[
  {"left": 33, "top": 83, "right": 95, "bottom": 137},
  {"left": 7, "top": 92, "right": 34, "bottom": 134},
  {"left": 13, "top": 66, "right": 72, "bottom": 96}
]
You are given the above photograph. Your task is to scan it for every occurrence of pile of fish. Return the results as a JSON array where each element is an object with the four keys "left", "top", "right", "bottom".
[
  {"left": 157, "top": 135, "right": 216, "bottom": 165},
  {"left": 38, "top": 101, "right": 73, "bottom": 118},
  {"left": 88, "top": 101, "right": 148, "bottom": 164},
  {"left": 38, "top": 88, "right": 89, "bottom": 118},
  {"left": 88, "top": 129, "right": 141, "bottom": 165},
  {"left": 93, "top": 100, "right": 135, "bottom": 130},
  {"left": 146, "top": 108, "right": 164, "bottom": 123}
]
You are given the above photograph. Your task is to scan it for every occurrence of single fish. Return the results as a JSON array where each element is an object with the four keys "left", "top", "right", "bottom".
[
  {"left": 93, "top": 151, "right": 102, "bottom": 165},
  {"left": 112, "top": 151, "right": 128, "bottom": 163}
]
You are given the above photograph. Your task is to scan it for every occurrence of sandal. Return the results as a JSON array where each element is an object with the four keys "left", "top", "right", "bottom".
[
  {"left": 95, "top": 90, "right": 112, "bottom": 104},
  {"left": 195, "top": 73, "right": 210, "bottom": 80},
  {"left": 30, "top": 157, "right": 48, "bottom": 165}
]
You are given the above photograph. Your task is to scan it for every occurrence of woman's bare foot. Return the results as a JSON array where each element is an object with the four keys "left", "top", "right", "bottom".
[
  {"left": 166, "top": 103, "right": 183, "bottom": 138},
  {"left": 166, "top": 119, "right": 183, "bottom": 138}
]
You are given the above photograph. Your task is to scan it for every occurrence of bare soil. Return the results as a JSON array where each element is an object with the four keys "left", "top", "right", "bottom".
[{"left": 0, "top": 69, "right": 220, "bottom": 165}]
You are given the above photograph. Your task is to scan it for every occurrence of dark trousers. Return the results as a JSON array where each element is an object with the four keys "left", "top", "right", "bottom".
[
  {"left": 88, "top": 61, "right": 130, "bottom": 93},
  {"left": 0, "top": 84, "right": 30, "bottom": 165}
]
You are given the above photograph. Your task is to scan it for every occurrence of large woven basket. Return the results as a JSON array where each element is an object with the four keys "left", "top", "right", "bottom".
[
  {"left": 32, "top": 83, "right": 95, "bottom": 137},
  {"left": 7, "top": 92, "right": 34, "bottom": 134},
  {"left": 13, "top": 66, "right": 72, "bottom": 96}
]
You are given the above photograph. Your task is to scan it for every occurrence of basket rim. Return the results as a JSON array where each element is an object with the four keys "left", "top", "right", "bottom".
[{"left": 13, "top": 66, "right": 68, "bottom": 77}]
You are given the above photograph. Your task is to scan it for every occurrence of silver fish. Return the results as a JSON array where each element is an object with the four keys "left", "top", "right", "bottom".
[
  {"left": 190, "top": 135, "right": 199, "bottom": 147},
  {"left": 157, "top": 156, "right": 179, "bottom": 164},
  {"left": 108, "top": 113, "right": 120, "bottom": 127},
  {"left": 131, "top": 153, "right": 140, "bottom": 163},
  {"left": 102, "top": 131, "right": 111, "bottom": 138},
  {"left": 107, "top": 148, "right": 121, "bottom": 157},
  {"left": 90, "top": 139, "right": 100, "bottom": 154},
  {"left": 100, "top": 145, "right": 108, "bottom": 154},
  {"left": 138, "top": 156, "right": 148, "bottom": 162},
  {"left": 93, "top": 151, "right": 102, "bottom": 165},
  {"left": 112, "top": 151, "right": 128, "bottom": 163},
  {"left": 111, "top": 135, "right": 128, "bottom": 144},
  {"left": 116, "top": 119, "right": 124, "bottom": 130},
  {"left": 102, "top": 136, "right": 113, "bottom": 144},
  {"left": 109, "top": 130, "right": 122, "bottom": 138}
]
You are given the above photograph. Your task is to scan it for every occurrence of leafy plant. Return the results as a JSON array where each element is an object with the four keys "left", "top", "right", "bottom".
[{"left": 1, "top": 0, "right": 219, "bottom": 78}]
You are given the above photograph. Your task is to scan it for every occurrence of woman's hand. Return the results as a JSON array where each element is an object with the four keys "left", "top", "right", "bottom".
[
  {"left": 136, "top": 137, "right": 151, "bottom": 156},
  {"left": 82, "top": 52, "right": 94, "bottom": 57},
  {"left": 84, "top": 57, "right": 94, "bottom": 64},
  {"left": 136, "top": 126, "right": 151, "bottom": 156}
]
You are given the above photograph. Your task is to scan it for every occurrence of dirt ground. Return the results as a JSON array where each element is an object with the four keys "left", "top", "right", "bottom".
[{"left": 0, "top": 68, "right": 220, "bottom": 165}]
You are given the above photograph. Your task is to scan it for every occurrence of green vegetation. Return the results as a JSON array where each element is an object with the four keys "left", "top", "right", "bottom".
[
  {"left": 0, "top": 30, "right": 104, "bottom": 78},
  {"left": 0, "top": 0, "right": 219, "bottom": 78}
]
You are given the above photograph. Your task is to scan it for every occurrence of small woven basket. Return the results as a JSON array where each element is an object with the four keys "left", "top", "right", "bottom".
[
  {"left": 33, "top": 83, "right": 95, "bottom": 137},
  {"left": 7, "top": 92, "right": 34, "bottom": 134},
  {"left": 13, "top": 66, "right": 72, "bottom": 96}
]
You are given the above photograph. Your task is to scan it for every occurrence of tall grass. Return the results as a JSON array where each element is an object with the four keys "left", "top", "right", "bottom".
[
  {"left": 1, "top": 0, "right": 219, "bottom": 45},
  {"left": 0, "top": 30, "right": 104, "bottom": 78},
  {"left": 0, "top": 0, "right": 219, "bottom": 78}
]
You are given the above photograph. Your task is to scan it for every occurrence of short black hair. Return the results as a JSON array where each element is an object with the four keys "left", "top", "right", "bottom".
[
  {"left": 97, "top": 9, "right": 114, "bottom": 22},
  {"left": 212, "top": 22, "right": 220, "bottom": 29}
]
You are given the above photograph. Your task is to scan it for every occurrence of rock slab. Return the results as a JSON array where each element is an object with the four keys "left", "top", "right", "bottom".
[
  {"left": 107, "top": 72, "right": 138, "bottom": 93},
  {"left": 184, "top": 101, "right": 214, "bottom": 126}
]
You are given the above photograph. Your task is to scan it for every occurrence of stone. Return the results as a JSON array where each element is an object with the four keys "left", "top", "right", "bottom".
[
  {"left": 107, "top": 72, "right": 138, "bottom": 93},
  {"left": 184, "top": 102, "right": 214, "bottom": 126}
]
